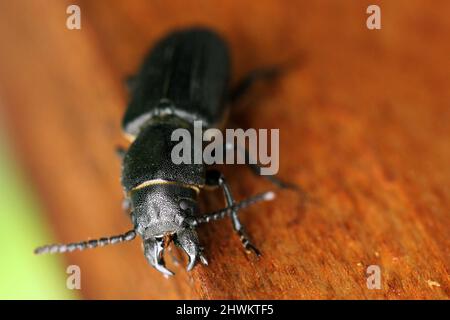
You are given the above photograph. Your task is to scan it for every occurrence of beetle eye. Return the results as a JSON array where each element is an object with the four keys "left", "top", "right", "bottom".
[{"left": 179, "top": 200, "right": 190, "bottom": 211}]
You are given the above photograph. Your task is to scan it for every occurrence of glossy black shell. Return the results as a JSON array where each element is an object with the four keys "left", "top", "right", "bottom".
[
  {"left": 121, "top": 117, "right": 205, "bottom": 192},
  {"left": 122, "top": 28, "right": 230, "bottom": 137}
]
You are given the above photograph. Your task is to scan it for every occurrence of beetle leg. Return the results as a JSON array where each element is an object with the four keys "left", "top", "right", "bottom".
[
  {"left": 223, "top": 142, "right": 301, "bottom": 191},
  {"left": 229, "top": 67, "right": 282, "bottom": 103},
  {"left": 205, "top": 169, "right": 261, "bottom": 256}
]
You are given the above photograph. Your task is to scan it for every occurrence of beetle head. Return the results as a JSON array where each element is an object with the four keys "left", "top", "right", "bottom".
[{"left": 130, "top": 183, "right": 206, "bottom": 275}]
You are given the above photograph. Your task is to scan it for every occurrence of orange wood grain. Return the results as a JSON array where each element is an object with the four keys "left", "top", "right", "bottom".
[{"left": 0, "top": 0, "right": 448, "bottom": 299}]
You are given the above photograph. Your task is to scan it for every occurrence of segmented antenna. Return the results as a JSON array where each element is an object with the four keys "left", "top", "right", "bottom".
[
  {"left": 187, "top": 191, "right": 275, "bottom": 226},
  {"left": 34, "top": 230, "right": 136, "bottom": 255}
]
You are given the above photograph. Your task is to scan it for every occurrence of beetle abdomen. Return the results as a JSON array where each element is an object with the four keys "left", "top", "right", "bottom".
[{"left": 123, "top": 28, "right": 230, "bottom": 138}]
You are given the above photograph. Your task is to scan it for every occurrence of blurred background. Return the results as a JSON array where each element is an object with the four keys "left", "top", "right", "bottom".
[
  {"left": 0, "top": 1, "right": 449, "bottom": 299},
  {"left": 0, "top": 126, "right": 76, "bottom": 299}
]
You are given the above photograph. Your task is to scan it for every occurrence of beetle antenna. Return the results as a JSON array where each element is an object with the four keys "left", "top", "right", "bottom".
[
  {"left": 34, "top": 230, "right": 136, "bottom": 255},
  {"left": 187, "top": 191, "right": 275, "bottom": 226}
]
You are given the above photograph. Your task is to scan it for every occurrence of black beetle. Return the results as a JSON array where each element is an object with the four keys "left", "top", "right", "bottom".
[{"left": 35, "top": 28, "right": 293, "bottom": 276}]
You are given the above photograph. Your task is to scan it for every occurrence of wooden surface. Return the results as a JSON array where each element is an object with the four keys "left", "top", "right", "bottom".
[{"left": 0, "top": 0, "right": 449, "bottom": 299}]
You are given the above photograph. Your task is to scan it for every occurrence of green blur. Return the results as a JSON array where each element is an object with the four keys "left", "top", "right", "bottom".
[{"left": 0, "top": 137, "right": 78, "bottom": 299}]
